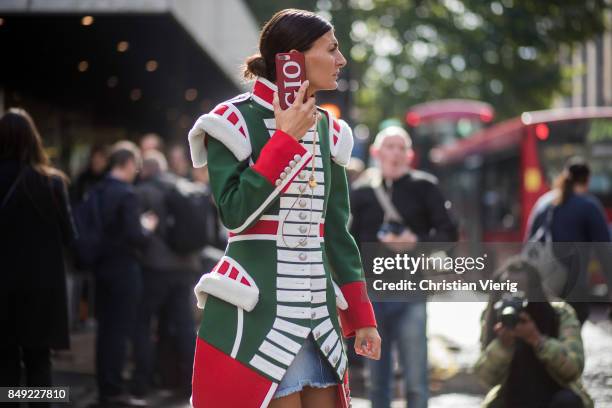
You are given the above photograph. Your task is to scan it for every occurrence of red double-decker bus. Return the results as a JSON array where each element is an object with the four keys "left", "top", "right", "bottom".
[
  {"left": 406, "top": 99, "right": 495, "bottom": 171},
  {"left": 430, "top": 107, "right": 612, "bottom": 244}
]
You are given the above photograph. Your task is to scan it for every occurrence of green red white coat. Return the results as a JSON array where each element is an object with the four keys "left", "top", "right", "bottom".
[{"left": 187, "top": 77, "right": 376, "bottom": 408}]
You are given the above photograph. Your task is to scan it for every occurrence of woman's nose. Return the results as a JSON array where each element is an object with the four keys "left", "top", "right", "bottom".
[{"left": 337, "top": 51, "right": 347, "bottom": 68}]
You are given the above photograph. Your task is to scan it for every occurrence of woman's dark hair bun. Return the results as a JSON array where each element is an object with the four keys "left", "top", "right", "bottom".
[
  {"left": 244, "top": 54, "right": 267, "bottom": 80},
  {"left": 242, "top": 9, "right": 333, "bottom": 82}
]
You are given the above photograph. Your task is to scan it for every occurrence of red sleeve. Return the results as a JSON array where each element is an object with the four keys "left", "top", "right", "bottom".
[
  {"left": 337, "top": 281, "right": 377, "bottom": 338},
  {"left": 251, "top": 130, "right": 309, "bottom": 187}
]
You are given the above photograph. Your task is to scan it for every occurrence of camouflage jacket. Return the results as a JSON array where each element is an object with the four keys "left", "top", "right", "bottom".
[{"left": 473, "top": 301, "right": 593, "bottom": 408}]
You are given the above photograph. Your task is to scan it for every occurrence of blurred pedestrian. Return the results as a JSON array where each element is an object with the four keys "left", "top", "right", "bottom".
[
  {"left": 167, "top": 144, "right": 191, "bottom": 179},
  {"left": 69, "top": 144, "right": 109, "bottom": 330},
  {"left": 139, "top": 133, "right": 164, "bottom": 154},
  {"left": 351, "top": 126, "right": 457, "bottom": 408},
  {"left": 474, "top": 256, "right": 592, "bottom": 408},
  {"left": 191, "top": 166, "right": 227, "bottom": 253},
  {"left": 0, "top": 108, "right": 76, "bottom": 406},
  {"left": 71, "top": 144, "right": 109, "bottom": 203},
  {"left": 90, "top": 141, "right": 157, "bottom": 407},
  {"left": 525, "top": 157, "right": 611, "bottom": 324},
  {"left": 187, "top": 8, "right": 380, "bottom": 408},
  {"left": 131, "top": 150, "right": 202, "bottom": 401}
]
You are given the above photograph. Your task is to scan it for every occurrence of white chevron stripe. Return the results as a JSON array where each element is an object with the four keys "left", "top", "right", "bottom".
[
  {"left": 279, "top": 197, "right": 325, "bottom": 211},
  {"left": 273, "top": 318, "right": 310, "bottom": 338},
  {"left": 278, "top": 210, "right": 323, "bottom": 224},
  {"left": 292, "top": 156, "right": 323, "bottom": 168},
  {"left": 329, "top": 338, "right": 343, "bottom": 366},
  {"left": 277, "top": 250, "right": 323, "bottom": 263},
  {"left": 311, "top": 278, "right": 327, "bottom": 290},
  {"left": 277, "top": 277, "right": 310, "bottom": 290},
  {"left": 277, "top": 290, "right": 310, "bottom": 302},
  {"left": 276, "top": 263, "right": 325, "bottom": 276},
  {"left": 266, "top": 329, "right": 302, "bottom": 354},
  {"left": 337, "top": 353, "right": 347, "bottom": 378},
  {"left": 263, "top": 118, "right": 317, "bottom": 131},
  {"left": 321, "top": 330, "right": 339, "bottom": 356},
  {"left": 277, "top": 305, "right": 311, "bottom": 319},
  {"left": 276, "top": 223, "right": 321, "bottom": 237},
  {"left": 259, "top": 340, "right": 294, "bottom": 366},
  {"left": 292, "top": 170, "right": 324, "bottom": 184},
  {"left": 311, "top": 290, "right": 327, "bottom": 304},
  {"left": 284, "top": 182, "right": 325, "bottom": 196},
  {"left": 250, "top": 355, "right": 284, "bottom": 381},
  {"left": 267, "top": 129, "right": 317, "bottom": 138},
  {"left": 276, "top": 235, "right": 322, "bottom": 249},
  {"left": 311, "top": 305, "right": 329, "bottom": 320},
  {"left": 313, "top": 319, "right": 334, "bottom": 340}
]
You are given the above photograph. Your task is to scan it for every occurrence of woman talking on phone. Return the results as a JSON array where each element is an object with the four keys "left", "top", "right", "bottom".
[{"left": 187, "top": 8, "right": 381, "bottom": 408}]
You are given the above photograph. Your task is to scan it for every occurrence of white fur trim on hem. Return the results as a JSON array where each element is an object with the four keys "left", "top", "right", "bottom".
[{"left": 188, "top": 113, "right": 252, "bottom": 167}]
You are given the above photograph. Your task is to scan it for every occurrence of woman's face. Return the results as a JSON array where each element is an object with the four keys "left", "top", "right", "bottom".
[{"left": 303, "top": 30, "right": 347, "bottom": 93}]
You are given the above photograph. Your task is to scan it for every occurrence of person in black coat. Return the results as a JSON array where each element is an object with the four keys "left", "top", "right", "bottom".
[
  {"left": 350, "top": 126, "right": 458, "bottom": 408},
  {"left": 91, "top": 141, "right": 157, "bottom": 407},
  {"left": 0, "top": 108, "right": 76, "bottom": 402},
  {"left": 526, "top": 157, "right": 611, "bottom": 324}
]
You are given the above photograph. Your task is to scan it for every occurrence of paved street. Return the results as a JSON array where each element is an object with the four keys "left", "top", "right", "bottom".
[{"left": 50, "top": 302, "right": 611, "bottom": 407}]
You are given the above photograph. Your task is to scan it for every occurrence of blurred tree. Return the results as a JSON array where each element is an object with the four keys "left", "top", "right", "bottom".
[{"left": 245, "top": 0, "right": 610, "bottom": 127}]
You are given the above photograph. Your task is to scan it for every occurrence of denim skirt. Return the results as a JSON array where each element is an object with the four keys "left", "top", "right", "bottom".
[{"left": 272, "top": 333, "right": 338, "bottom": 399}]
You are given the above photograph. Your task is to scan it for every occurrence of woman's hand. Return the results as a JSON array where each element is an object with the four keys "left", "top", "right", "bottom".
[
  {"left": 273, "top": 80, "right": 318, "bottom": 141},
  {"left": 354, "top": 327, "right": 381, "bottom": 360}
]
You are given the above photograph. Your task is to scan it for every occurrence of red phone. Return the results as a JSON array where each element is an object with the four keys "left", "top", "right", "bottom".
[{"left": 275, "top": 51, "right": 307, "bottom": 110}]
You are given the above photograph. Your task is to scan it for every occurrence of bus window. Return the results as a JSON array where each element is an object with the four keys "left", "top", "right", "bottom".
[
  {"left": 481, "top": 154, "right": 521, "bottom": 232},
  {"left": 537, "top": 118, "right": 612, "bottom": 208}
]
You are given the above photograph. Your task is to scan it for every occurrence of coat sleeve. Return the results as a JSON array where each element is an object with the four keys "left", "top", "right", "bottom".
[
  {"left": 119, "top": 189, "right": 151, "bottom": 250},
  {"left": 325, "top": 120, "right": 377, "bottom": 338},
  {"left": 473, "top": 338, "right": 514, "bottom": 388},
  {"left": 534, "top": 303, "right": 585, "bottom": 383},
  {"left": 205, "top": 130, "right": 312, "bottom": 233},
  {"left": 418, "top": 182, "right": 458, "bottom": 243}
]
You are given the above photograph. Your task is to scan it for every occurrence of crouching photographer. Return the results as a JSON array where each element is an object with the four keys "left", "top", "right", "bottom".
[{"left": 474, "top": 257, "right": 592, "bottom": 408}]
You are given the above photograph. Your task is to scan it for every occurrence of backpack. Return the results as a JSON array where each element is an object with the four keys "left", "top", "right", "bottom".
[
  {"left": 163, "top": 177, "right": 209, "bottom": 254},
  {"left": 522, "top": 205, "right": 568, "bottom": 297},
  {"left": 73, "top": 185, "right": 106, "bottom": 268}
]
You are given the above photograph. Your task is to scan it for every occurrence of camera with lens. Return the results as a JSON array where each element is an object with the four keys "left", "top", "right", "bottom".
[
  {"left": 377, "top": 221, "right": 407, "bottom": 239},
  {"left": 494, "top": 291, "right": 528, "bottom": 329}
]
